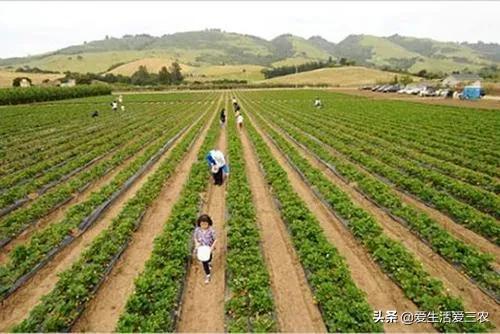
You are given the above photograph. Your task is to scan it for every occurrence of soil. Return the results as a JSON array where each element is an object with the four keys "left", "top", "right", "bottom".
[
  {"left": 71, "top": 106, "right": 220, "bottom": 332},
  {"left": 0, "top": 113, "right": 208, "bottom": 331},
  {"left": 244, "top": 108, "right": 435, "bottom": 333},
  {"left": 239, "top": 123, "right": 326, "bottom": 332},
  {"left": 0, "top": 143, "right": 143, "bottom": 264},
  {"left": 176, "top": 121, "right": 227, "bottom": 332},
  {"left": 250, "top": 111, "right": 500, "bottom": 329}
]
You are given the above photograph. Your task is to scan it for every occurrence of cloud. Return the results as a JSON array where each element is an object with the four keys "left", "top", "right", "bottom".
[{"left": 0, "top": 1, "right": 499, "bottom": 58}]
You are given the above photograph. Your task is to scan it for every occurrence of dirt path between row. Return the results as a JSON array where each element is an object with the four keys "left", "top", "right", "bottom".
[
  {"left": 0, "top": 104, "right": 205, "bottom": 263},
  {"left": 176, "top": 119, "right": 227, "bottom": 332},
  {"left": 242, "top": 107, "right": 435, "bottom": 332},
  {"left": 239, "top": 124, "right": 326, "bottom": 332},
  {"left": 248, "top": 104, "right": 500, "bottom": 271},
  {"left": 72, "top": 102, "right": 221, "bottom": 331},
  {"left": 298, "top": 123, "right": 500, "bottom": 269},
  {"left": 250, "top": 111, "right": 500, "bottom": 328},
  {"left": 0, "top": 137, "right": 155, "bottom": 265},
  {"left": 0, "top": 113, "right": 209, "bottom": 331},
  {"left": 250, "top": 103, "right": 499, "bottom": 267},
  {"left": 395, "top": 190, "right": 500, "bottom": 268}
]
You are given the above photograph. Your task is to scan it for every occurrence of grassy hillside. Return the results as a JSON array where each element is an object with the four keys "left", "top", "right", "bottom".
[
  {"left": 335, "top": 34, "right": 496, "bottom": 73},
  {"left": 263, "top": 66, "right": 418, "bottom": 87},
  {"left": 108, "top": 61, "right": 265, "bottom": 82},
  {"left": 1, "top": 30, "right": 498, "bottom": 77},
  {"left": 108, "top": 57, "right": 195, "bottom": 76},
  {"left": 185, "top": 64, "right": 265, "bottom": 81}
]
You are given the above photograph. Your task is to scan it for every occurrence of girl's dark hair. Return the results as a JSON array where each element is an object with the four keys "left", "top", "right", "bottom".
[{"left": 196, "top": 214, "right": 213, "bottom": 227}]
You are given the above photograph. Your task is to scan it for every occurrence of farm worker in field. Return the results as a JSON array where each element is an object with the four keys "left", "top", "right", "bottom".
[
  {"left": 193, "top": 214, "right": 217, "bottom": 284},
  {"left": 220, "top": 108, "right": 226, "bottom": 127},
  {"left": 314, "top": 97, "right": 322, "bottom": 108},
  {"left": 206, "top": 149, "right": 229, "bottom": 186},
  {"left": 234, "top": 103, "right": 241, "bottom": 113},
  {"left": 91, "top": 110, "right": 99, "bottom": 118},
  {"left": 121, "top": 105, "right": 126, "bottom": 112},
  {"left": 118, "top": 95, "right": 123, "bottom": 104},
  {"left": 232, "top": 97, "right": 237, "bottom": 108},
  {"left": 236, "top": 114, "right": 244, "bottom": 130},
  {"left": 111, "top": 101, "right": 118, "bottom": 111}
]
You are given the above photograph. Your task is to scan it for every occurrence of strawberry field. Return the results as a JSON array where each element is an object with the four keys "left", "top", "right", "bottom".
[{"left": 0, "top": 90, "right": 498, "bottom": 332}]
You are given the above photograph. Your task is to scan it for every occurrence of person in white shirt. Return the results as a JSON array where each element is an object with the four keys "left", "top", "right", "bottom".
[
  {"left": 206, "top": 149, "right": 229, "bottom": 185},
  {"left": 314, "top": 97, "right": 322, "bottom": 108},
  {"left": 236, "top": 114, "right": 244, "bottom": 130}
]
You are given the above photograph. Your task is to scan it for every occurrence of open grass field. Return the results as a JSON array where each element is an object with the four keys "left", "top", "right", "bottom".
[
  {"left": 0, "top": 90, "right": 498, "bottom": 332},
  {"left": 108, "top": 57, "right": 195, "bottom": 76},
  {"left": 263, "top": 66, "right": 420, "bottom": 86},
  {"left": 185, "top": 64, "right": 266, "bottom": 82}
]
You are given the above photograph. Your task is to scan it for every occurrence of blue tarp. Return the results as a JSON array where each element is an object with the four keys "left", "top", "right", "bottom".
[{"left": 462, "top": 86, "right": 481, "bottom": 100}]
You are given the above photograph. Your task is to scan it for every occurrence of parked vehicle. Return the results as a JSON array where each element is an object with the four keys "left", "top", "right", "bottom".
[
  {"left": 376, "top": 85, "right": 389, "bottom": 92},
  {"left": 385, "top": 84, "right": 401, "bottom": 93},
  {"left": 419, "top": 87, "right": 437, "bottom": 97}
]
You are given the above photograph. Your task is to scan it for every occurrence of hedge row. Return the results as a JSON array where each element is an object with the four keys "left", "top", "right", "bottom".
[{"left": 0, "top": 85, "right": 111, "bottom": 105}]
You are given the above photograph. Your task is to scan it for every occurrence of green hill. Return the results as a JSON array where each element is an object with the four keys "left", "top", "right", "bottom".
[
  {"left": 263, "top": 66, "right": 419, "bottom": 87},
  {"left": 332, "top": 34, "right": 495, "bottom": 73},
  {"left": 0, "top": 29, "right": 498, "bottom": 78}
]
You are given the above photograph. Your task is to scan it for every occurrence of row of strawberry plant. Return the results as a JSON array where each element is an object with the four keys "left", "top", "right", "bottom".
[
  {"left": 240, "top": 101, "right": 491, "bottom": 332},
  {"left": 262, "top": 99, "right": 500, "bottom": 219},
  {"left": 243, "top": 110, "right": 381, "bottom": 332},
  {"left": 313, "top": 98, "right": 500, "bottom": 174},
  {"left": 265, "top": 98, "right": 499, "bottom": 194},
  {"left": 0, "top": 104, "right": 200, "bottom": 245},
  {"left": 0, "top": 99, "right": 208, "bottom": 205},
  {"left": 224, "top": 108, "right": 277, "bottom": 332},
  {"left": 255, "top": 90, "right": 497, "bottom": 152},
  {"left": 0, "top": 110, "right": 202, "bottom": 299},
  {"left": 115, "top": 103, "right": 222, "bottom": 332},
  {"left": 0, "top": 111, "right": 160, "bottom": 211},
  {"left": 1, "top": 94, "right": 214, "bottom": 169},
  {"left": 310, "top": 93, "right": 499, "bottom": 155},
  {"left": 0, "top": 102, "right": 164, "bottom": 182},
  {"left": 0, "top": 85, "right": 112, "bottom": 105},
  {"left": 0, "top": 110, "right": 138, "bottom": 177},
  {"left": 0, "top": 102, "right": 107, "bottom": 138},
  {"left": 257, "top": 99, "right": 499, "bottom": 245},
  {"left": 248, "top": 103, "right": 499, "bottom": 302},
  {"left": 10, "top": 106, "right": 213, "bottom": 332},
  {"left": 286, "top": 97, "right": 500, "bottom": 201},
  {"left": 256, "top": 91, "right": 499, "bottom": 177}
]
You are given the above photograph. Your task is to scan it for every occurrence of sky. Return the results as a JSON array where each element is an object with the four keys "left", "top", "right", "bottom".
[{"left": 1, "top": 1, "right": 499, "bottom": 58}]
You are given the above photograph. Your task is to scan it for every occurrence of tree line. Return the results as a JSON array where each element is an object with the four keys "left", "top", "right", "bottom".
[
  {"left": 64, "top": 62, "right": 184, "bottom": 86},
  {"left": 10, "top": 62, "right": 184, "bottom": 88},
  {"left": 261, "top": 57, "right": 356, "bottom": 79}
]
